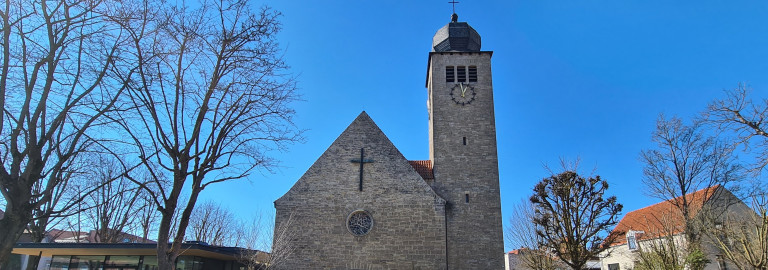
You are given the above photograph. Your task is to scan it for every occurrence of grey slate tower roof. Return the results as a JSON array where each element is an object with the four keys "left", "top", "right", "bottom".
[{"left": 432, "top": 13, "right": 481, "bottom": 52}]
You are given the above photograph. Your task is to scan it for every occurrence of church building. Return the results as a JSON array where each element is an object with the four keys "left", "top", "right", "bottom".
[{"left": 273, "top": 13, "right": 504, "bottom": 269}]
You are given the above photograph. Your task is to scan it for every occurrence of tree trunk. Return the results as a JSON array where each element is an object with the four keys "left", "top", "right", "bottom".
[
  {"left": 25, "top": 253, "right": 41, "bottom": 270},
  {"left": 156, "top": 206, "right": 178, "bottom": 270},
  {"left": 156, "top": 227, "right": 174, "bottom": 269},
  {"left": 0, "top": 206, "right": 32, "bottom": 265}
]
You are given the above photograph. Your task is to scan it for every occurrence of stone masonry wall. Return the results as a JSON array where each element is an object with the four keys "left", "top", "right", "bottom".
[
  {"left": 427, "top": 51, "right": 505, "bottom": 269},
  {"left": 274, "top": 112, "right": 447, "bottom": 270}
]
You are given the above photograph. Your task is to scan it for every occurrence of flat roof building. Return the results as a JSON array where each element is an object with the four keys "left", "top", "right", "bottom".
[{"left": 11, "top": 242, "right": 268, "bottom": 270}]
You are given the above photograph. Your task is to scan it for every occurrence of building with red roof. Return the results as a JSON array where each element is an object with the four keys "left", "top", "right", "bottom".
[{"left": 599, "top": 185, "right": 751, "bottom": 270}]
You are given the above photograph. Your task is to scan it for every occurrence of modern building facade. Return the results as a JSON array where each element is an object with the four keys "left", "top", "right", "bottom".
[{"left": 11, "top": 242, "right": 267, "bottom": 270}]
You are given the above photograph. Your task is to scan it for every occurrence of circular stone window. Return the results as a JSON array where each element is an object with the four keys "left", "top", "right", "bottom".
[{"left": 347, "top": 210, "right": 374, "bottom": 236}]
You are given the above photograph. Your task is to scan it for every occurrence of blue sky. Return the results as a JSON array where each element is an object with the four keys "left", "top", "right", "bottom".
[{"left": 200, "top": 0, "right": 768, "bottom": 251}]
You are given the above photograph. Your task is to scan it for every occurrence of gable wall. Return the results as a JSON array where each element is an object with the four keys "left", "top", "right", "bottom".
[{"left": 274, "top": 114, "right": 447, "bottom": 270}]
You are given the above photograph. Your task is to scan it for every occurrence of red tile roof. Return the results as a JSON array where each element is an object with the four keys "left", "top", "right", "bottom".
[
  {"left": 508, "top": 248, "right": 529, "bottom": 255},
  {"left": 409, "top": 160, "right": 434, "bottom": 180},
  {"left": 609, "top": 185, "right": 723, "bottom": 246}
]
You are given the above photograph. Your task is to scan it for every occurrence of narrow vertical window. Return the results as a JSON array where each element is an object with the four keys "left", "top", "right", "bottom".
[
  {"left": 462, "top": 137, "right": 467, "bottom": 145},
  {"left": 465, "top": 193, "right": 469, "bottom": 203},
  {"left": 457, "top": 66, "right": 466, "bottom": 82},
  {"left": 468, "top": 66, "right": 477, "bottom": 82},
  {"left": 627, "top": 235, "right": 637, "bottom": 250},
  {"left": 626, "top": 230, "right": 642, "bottom": 251},
  {"left": 445, "top": 66, "right": 455, "bottom": 82}
]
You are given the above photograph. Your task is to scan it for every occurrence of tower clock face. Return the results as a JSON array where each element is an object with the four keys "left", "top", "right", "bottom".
[{"left": 450, "top": 83, "right": 476, "bottom": 105}]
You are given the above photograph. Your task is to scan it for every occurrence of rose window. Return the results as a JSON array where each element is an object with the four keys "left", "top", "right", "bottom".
[{"left": 347, "top": 210, "right": 373, "bottom": 236}]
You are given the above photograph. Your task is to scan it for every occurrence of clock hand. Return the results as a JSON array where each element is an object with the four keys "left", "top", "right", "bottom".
[{"left": 460, "top": 83, "right": 467, "bottom": 97}]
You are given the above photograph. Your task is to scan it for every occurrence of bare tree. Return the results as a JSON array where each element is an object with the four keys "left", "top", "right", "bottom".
[
  {"left": 134, "top": 184, "right": 160, "bottom": 243},
  {"left": 530, "top": 170, "right": 623, "bottom": 270},
  {"left": 81, "top": 156, "right": 151, "bottom": 243},
  {"left": 186, "top": 201, "right": 236, "bottom": 246},
  {"left": 232, "top": 212, "right": 267, "bottom": 249},
  {"left": 110, "top": 0, "right": 299, "bottom": 268},
  {"left": 640, "top": 115, "right": 741, "bottom": 250},
  {"left": 26, "top": 160, "right": 87, "bottom": 243},
  {"left": 231, "top": 212, "right": 268, "bottom": 270},
  {"left": 634, "top": 237, "right": 688, "bottom": 270},
  {"left": 706, "top": 84, "right": 768, "bottom": 174},
  {"left": 632, "top": 214, "right": 690, "bottom": 270},
  {"left": 702, "top": 190, "right": 768, "bottom": 269},
  {"left": 22, "top": 158, "right": 93, "bottom": 269},
  {"left": 702, "top": 84, "right": 768, "bottom": 269},
  {"left": 506, "top": 199, "right": 564, "bottom": 270},
  {"left": 0, "top": 0, "right": 131, "bottom": 264},
  {"left": 262, "top": 213, "right": 295, "bottom": 270}
]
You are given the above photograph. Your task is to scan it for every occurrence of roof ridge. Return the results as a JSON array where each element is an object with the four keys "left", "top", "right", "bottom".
[
  {"left": 624, "top": 185, "right": 721, "bottom": 215},
  {"left": 609, "top": 185, "right": 725, "bottom": 247}
]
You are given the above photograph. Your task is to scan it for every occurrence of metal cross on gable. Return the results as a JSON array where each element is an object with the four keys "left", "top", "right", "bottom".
[{"left": 350, "top": 148, "right": 374, "bottom": 191}]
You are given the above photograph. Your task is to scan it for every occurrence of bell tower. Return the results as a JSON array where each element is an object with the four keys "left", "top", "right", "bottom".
[{"left": 427, "top": 13, "right": 504, "bottom": 269}]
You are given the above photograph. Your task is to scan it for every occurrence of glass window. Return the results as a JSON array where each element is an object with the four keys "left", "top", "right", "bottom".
[
  {"left": 69, "top": 255, "right": 104, "bottom": 270},
  {"left": 140, "top": 256, "right": 159, "bottom": 270},
  {"left": 608, "top": 263, "right": 620, "bottom": 270},
  {"left": 201, "top": 258, "right": 224, "bottom": 270},
  {"left": 50, "top": 256, "right": 72, "bottom": 270},
  {"left": 176, "top": 256, "right": 203, "bottom": 270},
  {"left": 626, "top": 230, "right": 642, "bottom": 251},
  {"left": 104, "top": 255, "right": 140, "bottom": 270},
  {"left": 627, "top": 235, "right": 637, "bottom": 250}
]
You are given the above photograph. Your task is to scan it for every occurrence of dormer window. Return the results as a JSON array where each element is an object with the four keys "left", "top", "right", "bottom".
[
  {"left": 627, "top": 235, "right": 637, "bottom": 250},
  {"left": 627, "top": 230, "right": 643, "bottom": 251}
]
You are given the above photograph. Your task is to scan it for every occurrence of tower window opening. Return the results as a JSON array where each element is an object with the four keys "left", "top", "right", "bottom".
[
  {"left": 468, "top": 66, "right": 477, "bottom": 82},
  {"left": 457, "top": 66, "right": 467, "bottom": 82},
  {"left": 465, "top": 193, "right": 469, "bottom": 203},
  {"left": 463, "top": 137, "right": 467, "bottom": 145},
  {"left": 445, "top": 66, "right": 455, "bottom": 82}
]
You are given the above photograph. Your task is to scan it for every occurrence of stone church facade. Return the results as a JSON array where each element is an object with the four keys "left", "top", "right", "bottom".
[{"left": 274, "top": 14, "right": 504, "bottom": 269}]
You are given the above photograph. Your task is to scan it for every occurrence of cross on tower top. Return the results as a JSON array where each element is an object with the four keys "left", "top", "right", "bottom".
[
  {"left": 449, "top": 1, "right": 459, "bottom": 13},
  {"left": 448, "top": 1, "right": 459, "bottom": 22}
]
